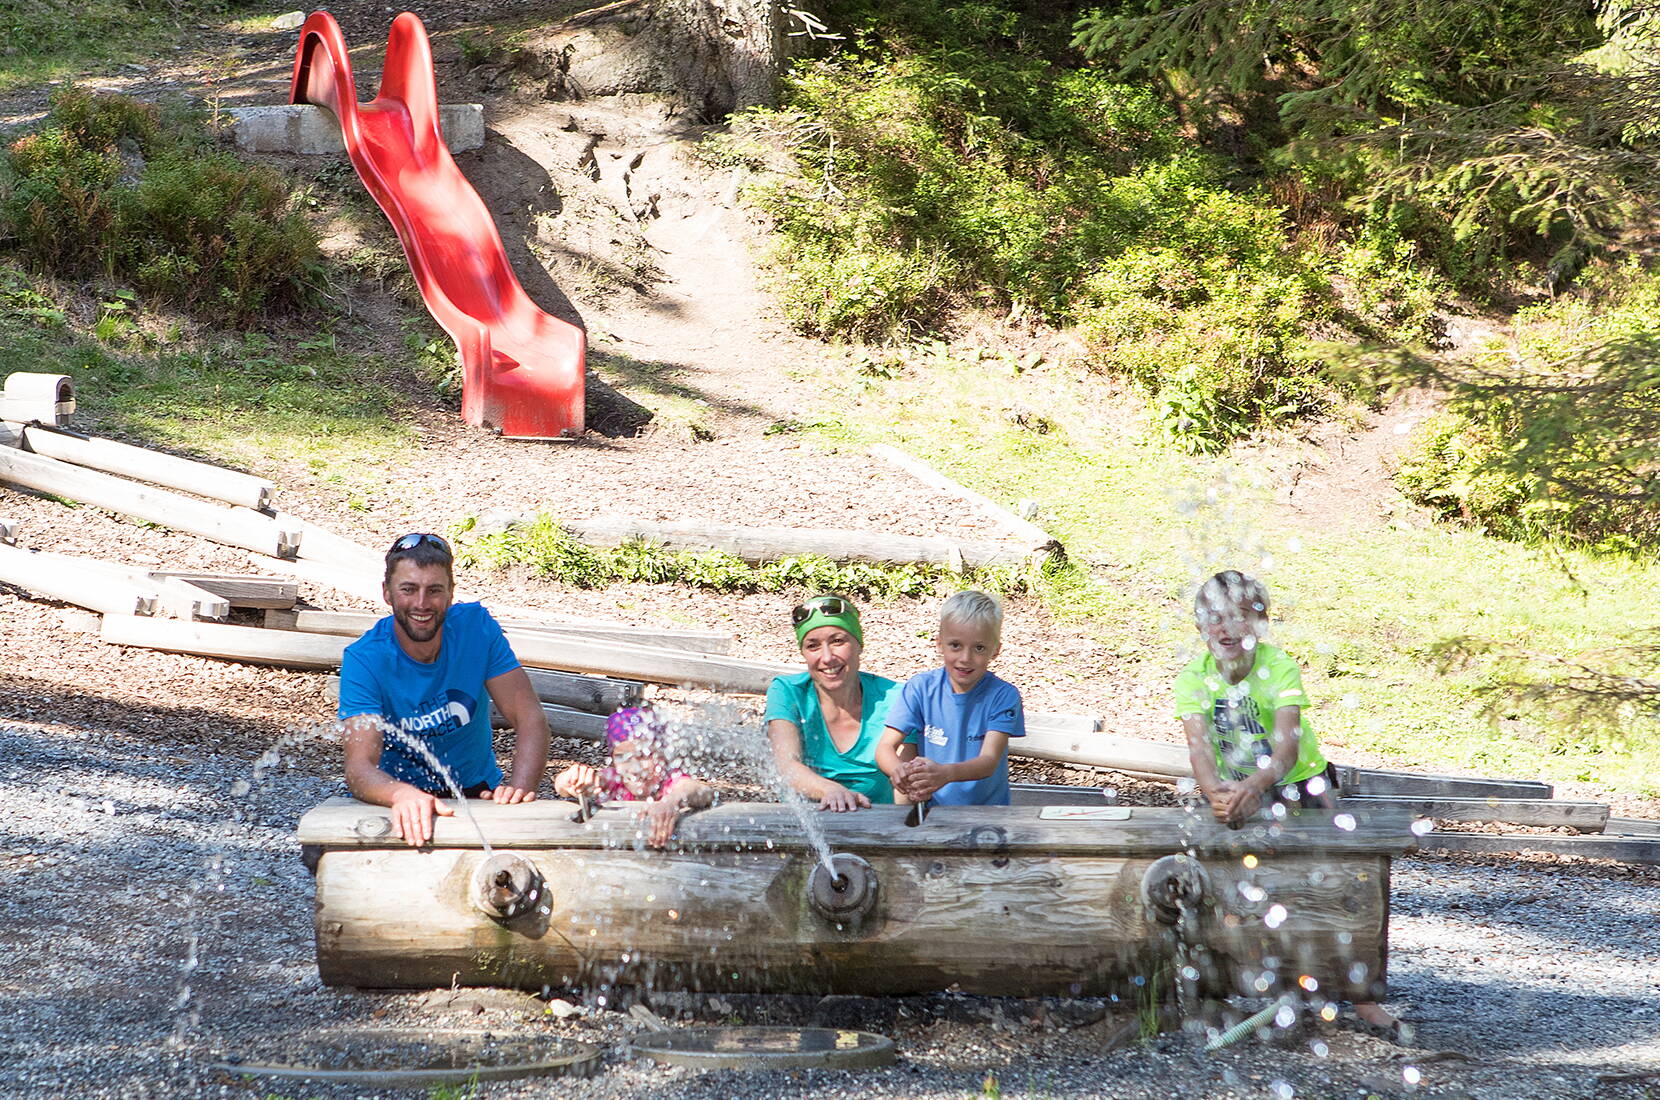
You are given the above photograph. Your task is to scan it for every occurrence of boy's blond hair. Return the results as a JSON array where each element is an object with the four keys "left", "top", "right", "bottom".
[
  {"left": 1194, "top": 570, "right": 1269, "bottom": 625},
  {"left": 940, "top": 589, "right": 1003, "bottom": 641}
]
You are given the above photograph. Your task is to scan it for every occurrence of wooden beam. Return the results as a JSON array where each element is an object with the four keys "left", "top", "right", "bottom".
[
  {"left": 1010, "top": 782, "right": 1115, "bottom": 806},
  {"left": 1012, "top": 728, "right": 1193, "bottom": 777},
  {"left": 0, "top": 446, "right": 301, "bottom": 558},
  {"left": 1343, "top": 795, "right": 1609, "bottom": 832},
  {"left": 246, "top": 552, "right": 383, "bottom": 603},
  {"left": 868, "top": 443, "right": 1059, "bottom": 556},
  {"left": 0, "top": 518, "right": 19, "bottom": 544},
  {"left": 151, "top": 572, "right": 299, "bottom": 609},
  {"left": 101, "top": 615, "right": 349, "bottom": 668},
  {"left": 1337, "top": 767, "right": 1553, "bottom": 801},
  {"left": 558, "top": 515, "right": 1033, "bottom": 570},
  {"left": 1604, "top": 817, "right": 1660, "bottom": 838},
  {"left": 66, "top": 554, "right": 231, "bottom": 619},
  {"left": 1027, "top": 712, "right": 1102, "bottom": 735},
  {"left": 298, "top": 799, "right": 1417, "bottom": 857},
  {"left": 327, "top": 668, "right": 644, "bottom": 715},
  {"left": 0, "top": 544, "right": 155, "bottom": 616},
  {"left": 105, "top": 614, "right": 790, "bottom": 693},
  {"left": 277, "top": 515, "right": 384, "bottom": 574},
  {"left": 490, "top": 701, "right": 607, "bottom": 740},
  {"left": 263, "top": 606, "right": 735, "bottom": 654},
  {"left": 18, "top": 423, "right": 274, "bottom": 510},
  {"left": 1415, "top": 831, "right": 1660, "bottom": 865}
]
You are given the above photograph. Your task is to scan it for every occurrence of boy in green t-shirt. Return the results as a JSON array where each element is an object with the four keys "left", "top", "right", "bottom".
[
  {"left": 1173, "top": 570, "right": 1403, "bottom": 1039},
  {"left": 1174, "top": 570, "right": 1334, "bottom": 827}
]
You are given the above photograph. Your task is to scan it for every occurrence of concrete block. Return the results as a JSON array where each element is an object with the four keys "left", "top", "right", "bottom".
[{"left": 222, "top": 104, "right": 485, "bottom": 154}]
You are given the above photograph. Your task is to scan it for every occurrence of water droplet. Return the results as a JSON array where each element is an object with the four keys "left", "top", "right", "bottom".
[
  {"left": 1403, "top": 1066, "right": 1422, "bottom": 1086},
  {"left": 230, "top": 780, "right": 251, "bottom": 798},
  {"left": 1410, "top": 818, "right": 1435, "bottom": 836},
  {"left": 1274, "top": 1006, "right": 1295, "bottom": 1029},
  {"left": 1333, "top": 813, "right": 1357, "bottom": 831},
  {"left": 1242, "top": 854, "right": 1258, "bottom": 869},
  {"left": 1264, "top": 904, "right": 1288, "bottom": 929},
  {"left": 1310, "top": 1038, "right": 1329, "bottom": 1056},
  {"left": 1270, "top": 1079, "right": 1293, "bottom": 1099}
]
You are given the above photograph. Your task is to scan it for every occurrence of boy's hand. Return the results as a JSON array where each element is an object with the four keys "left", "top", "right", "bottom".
[
  {"left": 1209, "top": 780, "right": 1263, "bottom": 825},
  {"left": 641, "top": 799, "right": 680, "bottom": 848},
  {"left": 484, "top": 782, "right": 538, "bottom": 804},
  {"left": 898, "top": 758, "right": 948, "bottom": 802}
]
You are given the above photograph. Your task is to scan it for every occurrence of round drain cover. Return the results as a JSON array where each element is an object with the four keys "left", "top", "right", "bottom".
[
  {"left": 631, "top": 1026, "right": 895, "bottom": 1070},
  {"left": 211, "top": 1028, "right": 601, "bottom": 1086}
]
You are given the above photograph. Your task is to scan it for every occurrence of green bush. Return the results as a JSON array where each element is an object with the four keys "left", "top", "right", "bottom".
[
  {"left": 1395, "top": 410, "right": 1532, "bottom": 537},
  {"left": 0, "top": 85, "right": 319, "bottom": 320}
]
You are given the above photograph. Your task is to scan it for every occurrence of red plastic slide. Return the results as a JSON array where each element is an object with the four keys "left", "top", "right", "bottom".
[{"left": 290, "top": 11, "right": 585, "bottom": 438}]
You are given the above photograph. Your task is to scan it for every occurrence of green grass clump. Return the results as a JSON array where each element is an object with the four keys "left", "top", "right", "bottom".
[
  {"left": 0, "top": 0, "right": 259, "bottom": 92},
  {"left": 452, "top": 513, "right": 1027, "bottom": 601},
  {"left": 1, "top": 86, "right": 320, "bottom": 321},
  {"left": 0, "top": 263, "right": 410, "bottom": 474}
]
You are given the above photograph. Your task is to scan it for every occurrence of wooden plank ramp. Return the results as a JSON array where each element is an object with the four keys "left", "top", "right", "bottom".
[{"left": 1416, "top": 831, "right": 1660, "bottom": 865}]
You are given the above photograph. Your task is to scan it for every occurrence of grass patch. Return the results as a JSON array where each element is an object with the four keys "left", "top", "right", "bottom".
[
  {"left": 451, "top": 512, "right": 1030, "bottom": 601},
  {"left": 0, "top": 0, "right": 260, "bottom": 92},
  {"left": 794, "top": 341, "right": 1660, "bottom": 796},
  {"left": 0, "top": 263, "right": 412, "bottom": 479}
]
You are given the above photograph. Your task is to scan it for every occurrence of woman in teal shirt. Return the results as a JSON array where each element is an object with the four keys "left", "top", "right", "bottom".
[{"left": 764, "top": 594, "right": 901, "bottom": 811}]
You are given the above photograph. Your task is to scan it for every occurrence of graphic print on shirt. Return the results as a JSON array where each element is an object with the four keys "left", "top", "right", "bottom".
[
  {"left": 394, "top": 687, "right": 477, "bottom": 737},
  {"left": 1212, "top": 694, "right": 1272, "bottom": 780},
  {"left": 924, "top": 724, "right": 948, "bottom": 747}
]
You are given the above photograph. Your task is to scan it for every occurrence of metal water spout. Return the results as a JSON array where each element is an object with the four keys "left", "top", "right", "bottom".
[
  {"left": 807, "top": 853, "right": 879, "bottom": 925},
  {"left": 471, "top": 853, "right": 546, "bottom": 921},
  {"left": 1140, "top": 853, "right": 1211, "bottom": 926}
]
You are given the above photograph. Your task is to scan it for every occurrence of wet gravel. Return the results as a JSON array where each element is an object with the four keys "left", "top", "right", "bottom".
[{"left": 4, "top": 710, "right": 1659, "bottom": 1100}]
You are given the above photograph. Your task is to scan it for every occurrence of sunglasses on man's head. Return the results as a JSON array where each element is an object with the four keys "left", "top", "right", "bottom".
[
  {"left": 389, "top": 532, "right": 451, "bottom": 554},
  {"left": 791, "top": 595, "right": 851, "bottom": 626}
]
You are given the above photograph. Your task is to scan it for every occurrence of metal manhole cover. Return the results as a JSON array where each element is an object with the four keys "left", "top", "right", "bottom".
[
  {"left": 211, "top": 1028, "right": 602, "bottom": 1086},
  {"left": 631, "top": 1026, "right": 895, "bottom": 1070}
]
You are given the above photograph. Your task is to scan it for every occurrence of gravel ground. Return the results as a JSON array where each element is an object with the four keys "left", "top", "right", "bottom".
[{"left": 4, "top": 707, "right": 1658, "bottom": 1100}]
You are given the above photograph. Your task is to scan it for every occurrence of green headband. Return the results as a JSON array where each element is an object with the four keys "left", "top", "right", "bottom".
[{"left": 792, "top": 596, "right": 863, "bottom": 646}]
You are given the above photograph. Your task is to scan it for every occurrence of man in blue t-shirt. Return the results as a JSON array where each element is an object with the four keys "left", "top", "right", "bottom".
[
  {"left": 338, "top": 532, "right": 550, "bottom": 846},
  {"left": 876, "top": 591, "right": 1026, "bottom": 806}
]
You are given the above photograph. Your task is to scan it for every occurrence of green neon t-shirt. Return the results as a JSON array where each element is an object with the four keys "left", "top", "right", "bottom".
[
  {"left": 764, "top": 671, "right": 899, "bottom": 803},
  {"left": 1172, "top": 643, "right": 1327, "bottom": 785}
]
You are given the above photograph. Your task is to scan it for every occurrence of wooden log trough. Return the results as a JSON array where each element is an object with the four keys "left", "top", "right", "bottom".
[{"left": 298, "top": 800, "right": 1416, "bottom": 1000}]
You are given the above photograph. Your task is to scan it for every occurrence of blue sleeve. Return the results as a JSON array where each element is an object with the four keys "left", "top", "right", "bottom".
[
  {"left": 337, "top": 645, "right": 381, "bottom": 721},
  {"left": 479, "top": 607, "right": 519, "bottom": 681},
  {"left": 886, "top": 675, "right": 924, "bottom": 742},
  {"left": 763, "top": 676, "right": 802, "bottom": 726},
  {"left": 987, "top": 680, "right": 1025, "bottom": 738}
]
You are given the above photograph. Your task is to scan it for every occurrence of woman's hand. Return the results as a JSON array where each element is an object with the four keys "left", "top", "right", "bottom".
[{"left": 817, "top": 782, "right": 871, "bottom": 813}]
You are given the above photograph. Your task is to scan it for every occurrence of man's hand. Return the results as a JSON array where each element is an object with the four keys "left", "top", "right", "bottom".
[
  {"left": 484, "top": 782, "right": 538, "bottom": 805},
  {"left": 390, "top": 787, "right": 453, "bottom": 847},
  {"left": 816, "top": 782, "right": 871, "bottom": 813},
  {"left": 641, "top": 799, "right": 681, "bottom": 847}
]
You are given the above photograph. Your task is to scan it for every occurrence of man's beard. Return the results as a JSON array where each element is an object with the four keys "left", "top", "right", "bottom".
[{"left": 394, "top": 604, "right": 447, "bottom": 644}]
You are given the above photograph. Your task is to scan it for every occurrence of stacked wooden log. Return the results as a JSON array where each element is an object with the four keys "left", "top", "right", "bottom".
[{"left": 1006, "top": 732, "right": 1660, "bottom": 865}]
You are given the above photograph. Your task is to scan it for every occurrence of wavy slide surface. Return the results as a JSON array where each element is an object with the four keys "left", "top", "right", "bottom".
[{"left": 290, "top": 11, "right": 584, "bottom": 438}]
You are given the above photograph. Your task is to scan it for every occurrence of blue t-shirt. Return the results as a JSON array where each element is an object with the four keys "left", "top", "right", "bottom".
[
  {"left": 337, "top": 602, "right": 519, "bottom": 792},
  {"left": 763, "top": 671, "right": 900, "bottom": 803},
  {"left": 886, "top": 668, "right": 1025, "bottom": 806}
]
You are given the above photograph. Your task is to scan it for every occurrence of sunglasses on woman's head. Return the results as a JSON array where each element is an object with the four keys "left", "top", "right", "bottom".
[
  {"left": 791, "top": 595, "right": 850, "bottom": 625},
  {"left": 389, "top": 532, "right": 451, "bottom": 554}
]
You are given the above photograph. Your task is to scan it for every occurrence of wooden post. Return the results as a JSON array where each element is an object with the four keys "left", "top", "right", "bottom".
[
  {"left": 1336, "top": 768, "right": 1553, "bottom": 800},
  {"left": 0, "top": 446, "right": 301, "bottom": 558},
  {"left": 868, "top": 444, "right": 1060, "bottom": 557},
  {"left": 559, "top": 515, "right": 1034, "bottom": 570},
  {"left": 1340, "top": 795, "right": 1609, "bottom": 832},
  {"left": 0, "top": 544, "right": 156, "bottom": 616},
  {"left": 18, "top": 423, "right": 275, "bottom": 511},
  {"left": 1012, "top": 728, "right": 1194, "bottom": 777}
]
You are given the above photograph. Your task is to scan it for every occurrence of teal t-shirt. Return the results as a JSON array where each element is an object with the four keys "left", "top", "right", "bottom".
[{"left": 764, "top": 671, "right": 900, "bottom": 803}]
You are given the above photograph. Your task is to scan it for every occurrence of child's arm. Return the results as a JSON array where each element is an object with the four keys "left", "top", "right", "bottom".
[
  {"left": 642, "top": 776, "right": 714, "bottom": 848},
  {"left": 1218, "top": 705, "right": 1304, "bottom": 821},
  {"left": 1181, "top": 713, "right": 1241, "bottom": 823},
  {"left": 875, "top": 725, "right": 918, "bottom": 803},
  {"left": 901, "top": 731, "right": 1010, "bottom": 802},
  {"left": 766, "top": 719, "right": 871, "bottom": 811}
]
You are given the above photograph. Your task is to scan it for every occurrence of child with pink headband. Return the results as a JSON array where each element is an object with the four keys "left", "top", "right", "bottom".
[{"left": 553, "top": 705, "right": 713, "bottom": 847}]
